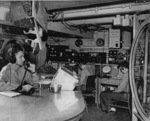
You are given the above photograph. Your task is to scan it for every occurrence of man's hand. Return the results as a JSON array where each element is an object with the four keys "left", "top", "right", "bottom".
[
  {"left": 27, "top": 63, "right": 36, "bottom": 73},
  {"left": 22, "top": 84, "right": 33, "bottom": 92}
]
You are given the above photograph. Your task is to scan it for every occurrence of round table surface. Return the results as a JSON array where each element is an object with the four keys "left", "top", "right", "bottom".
[{"left": 0, "top": 89, "right": 86, "bottom": 121}]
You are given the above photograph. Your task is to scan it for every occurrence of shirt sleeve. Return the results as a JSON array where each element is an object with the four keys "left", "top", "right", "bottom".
[
  {"left": 31, "top": 73, "right": 39, "bottom": 84},
  {"left": 80, "top": 70, "right": 88, "bottom": 85},
  {"left": 101, "top": 78, "right": 120, "bottom": 85},
  {"left": 24, "top": 71, "right": 39, "bottom": 85},
  {"left": 0, "top": 66, "right": 10, "bottom": 83},
  {"left": 114, "top": 72, "right": 128, "bottom": 93},
  {"left": 0, "top": 65, "right": 18, "bottom": 91}
]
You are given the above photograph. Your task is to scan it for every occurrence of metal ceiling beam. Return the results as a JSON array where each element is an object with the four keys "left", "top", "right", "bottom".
[
  {"left": 51, "top": 2, "right": 150, "bottom": 22},
  {"left": 65, "top": 14, "right": 148, "bottom": 25},
  {"left": 46, "top": 0, "right": 135, "bottom": 12}
]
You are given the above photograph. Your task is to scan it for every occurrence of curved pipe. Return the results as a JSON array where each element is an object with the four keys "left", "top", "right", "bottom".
[{"left": 130, "top": 18, "right": 150, "bottom": 120}]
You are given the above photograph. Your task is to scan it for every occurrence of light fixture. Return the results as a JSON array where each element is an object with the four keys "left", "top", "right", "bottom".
[{"left": 102, "top": 65, "right": 111, "bottom": 74}]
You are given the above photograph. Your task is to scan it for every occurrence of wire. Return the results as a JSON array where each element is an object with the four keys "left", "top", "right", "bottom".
[
  {"left": 21, "top": 69, "right": 27, "bottom": 86},
  {"left": 61, "top": 13, "right": 85, "bottom": 33},
  {"left": 49, "top": 35, "right": 69, "bottom": 42},
  {"left": 60, "top": 13, "right": 108, "bottom": 33}
]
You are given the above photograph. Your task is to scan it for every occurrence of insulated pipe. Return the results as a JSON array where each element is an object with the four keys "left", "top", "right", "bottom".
[{"left": 50, "top": 2, "right": 150, "bottom": 22}]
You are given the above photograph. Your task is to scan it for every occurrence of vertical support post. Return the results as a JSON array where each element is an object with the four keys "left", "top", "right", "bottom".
[
  {"left": 132, "top": 14, "right": 140, "bottom": 121},
  {"left": 143, "top": 28, "right": 148, "bottom": 103}
]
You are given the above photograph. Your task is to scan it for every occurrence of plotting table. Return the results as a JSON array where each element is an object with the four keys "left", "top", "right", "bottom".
[{"left": 0, "top": 89, "right": 86, "bottom": 121}]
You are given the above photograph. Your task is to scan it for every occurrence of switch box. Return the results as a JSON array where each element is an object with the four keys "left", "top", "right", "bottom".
[
  {"left": 122, "top": 14, "right": 132, "bottom": 27},
  {"left": 113, "top": 15, "right": 122, "bottom": 26},
  {"left": 109, "top": 29, "right": 121, "bottom": 48}
]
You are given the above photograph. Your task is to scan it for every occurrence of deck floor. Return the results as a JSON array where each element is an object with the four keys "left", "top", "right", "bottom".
[{"left": 81, "top": 97, "right": 131, "bottom": 121}]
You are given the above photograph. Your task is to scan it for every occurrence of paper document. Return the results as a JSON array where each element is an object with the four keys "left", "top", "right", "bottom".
[
  {"left": 0, "top": 91, "right": 21, "bottom": 97},
  {"left": 53, "top": 91, "right": 78, "bottom": 112},
  {"left": 52, "top": 67, "right": 79, "bottom": 91}
]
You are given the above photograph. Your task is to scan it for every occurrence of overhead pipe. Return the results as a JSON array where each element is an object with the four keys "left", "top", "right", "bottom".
[
  {"left": 47, "top": 0, "right": 135, "bottom": 13},
  {"left": 49, "top": 2, "right": 150, "bottom": 22}
]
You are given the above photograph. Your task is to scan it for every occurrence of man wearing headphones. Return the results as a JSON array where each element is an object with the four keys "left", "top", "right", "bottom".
[
  {"left": 100, "top": 61, "right": 129, "bottom": 113},
  {"left": 0, "top": 42, "right": 39, "bottom": 93}
]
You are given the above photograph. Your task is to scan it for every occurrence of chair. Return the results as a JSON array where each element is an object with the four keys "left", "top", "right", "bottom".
[
  {"left": 82, "top": 75, "right": 97, "bottom": 103},
  {"left": 109, "top": 86, "right": 132, "bottom": 115},
  {"left": 82, "top": 75, "right": 97, "bottom": 93}
]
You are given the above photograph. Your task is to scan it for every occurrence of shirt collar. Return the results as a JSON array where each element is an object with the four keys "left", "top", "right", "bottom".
[{"left": 9, "top": 63, "right": 23, "bottom": 71}]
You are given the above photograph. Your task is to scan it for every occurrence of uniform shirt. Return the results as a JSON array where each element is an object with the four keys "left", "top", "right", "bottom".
[
  {"left": 114, "top": 71, "right": 129, "bottom": 93},
  {"left": 79, "top": 65, "right": 95, "bottom": 85},
  {"left": 0, "top": 63, "right": 39, "bottom": 91},
  {"left": 37, "top": 64, "right": 57, "bottom": 74},
  {"left": 102, "top": 69, "right": 129, "bottom": 93}
]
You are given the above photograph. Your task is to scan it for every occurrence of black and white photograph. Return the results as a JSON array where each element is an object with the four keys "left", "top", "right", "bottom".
[{"left": 0, "top": 0, "right": 149, "bottom": 121}]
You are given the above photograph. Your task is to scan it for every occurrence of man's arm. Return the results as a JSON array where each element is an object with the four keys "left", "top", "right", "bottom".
[
  {"left": 114, "top": 73, "right": 128, "bottom": 93},
  {"left": 0, "top": 65, "right": 18, "bottom": 91},
  {"left": 0, "top": 66, "right": 9, "bottom": 83},
  {"left": 26, "top": 63, "right": 39, "bottom": 84},
  {"left": 101, "top": 77, "right": 120, "bottom": 85},
  {"left": 80, "top": 71, "right": 87, "bottom": 85}
]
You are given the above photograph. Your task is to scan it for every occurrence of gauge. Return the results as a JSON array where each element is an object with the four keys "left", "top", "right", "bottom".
[
  {"left": 96, "top": 38, "right": 104, "bottom": 46},
  {"left": 75, "top": 39, "right": 83, "bottom": 47}
]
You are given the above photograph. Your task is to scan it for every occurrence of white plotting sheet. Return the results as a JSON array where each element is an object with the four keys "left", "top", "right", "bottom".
[
  {"left": 53, "top": 91, "right": 79, "bottom": 112},
  {"left": 0, "top": 91, "right": 21, "bottom": 97}
]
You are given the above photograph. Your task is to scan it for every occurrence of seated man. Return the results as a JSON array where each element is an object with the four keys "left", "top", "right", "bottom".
[
  {"left": 100, "top": 61, "right": 129, "bottom": 113},
  {"left": 0, "top": 42, "right": 39, "bottom": 93},
  {"left": 76, "top": 62, "right": 95, "bottom": 91},
  {"left": 37, "top": 60, "right": 57, "bottom": 74}
]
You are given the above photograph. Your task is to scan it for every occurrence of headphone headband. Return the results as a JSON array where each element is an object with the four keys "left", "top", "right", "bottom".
[{"left": 8, "top": 43, "right": 23, "bottom": 64}]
